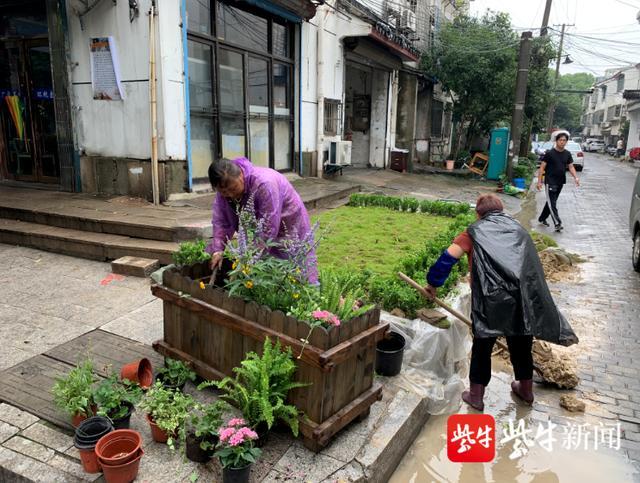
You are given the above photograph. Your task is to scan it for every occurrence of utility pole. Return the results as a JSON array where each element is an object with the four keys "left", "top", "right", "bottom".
[
  {"left": 546, "top": 23, "right": 574, "bottom": 132},
  {"left": 507, "top": 31, "right": 533, "bottom": 181},
  {"left": 540, "top": 0, "right": 552, "bottom": 36}
]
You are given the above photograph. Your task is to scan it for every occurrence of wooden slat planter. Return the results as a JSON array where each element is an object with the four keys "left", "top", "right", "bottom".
[{"left": 151, "top": 261, "right": 389, "bottom": 451}]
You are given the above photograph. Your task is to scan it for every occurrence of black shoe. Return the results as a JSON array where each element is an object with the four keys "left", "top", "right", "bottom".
[
  {"left": 539, "top": 220, "right": 549, "bottom": 227},
  {"left": 554, "top": 224, "right": 563, "bottom": 232}
]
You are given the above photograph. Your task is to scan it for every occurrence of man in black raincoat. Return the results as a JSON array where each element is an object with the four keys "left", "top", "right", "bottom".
[{"left": 425, "top": 194, "right": 578, "bottom": 411}]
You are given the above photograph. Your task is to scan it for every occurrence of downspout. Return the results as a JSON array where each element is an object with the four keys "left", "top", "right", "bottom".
[
  {"left": 298, "top": 23, "right": 303, "bottom": 174},
  {"left": 149, "top": 0, "right": 160, "bottom": 205},
  {"left": 181, "top": 0, "right": 193, "bottom": 191},
  {"left": 315, "top": 6, "right": 325, "bottom": 176}
]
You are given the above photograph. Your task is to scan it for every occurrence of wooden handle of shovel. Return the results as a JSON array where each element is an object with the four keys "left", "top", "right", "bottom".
[{"left": 397, "top": 271, "right": 509, "bottom": 353}]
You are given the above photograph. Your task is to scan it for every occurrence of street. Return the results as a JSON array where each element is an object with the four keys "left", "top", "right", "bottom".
[{"left": 391, "top": 154, "right": 640, "bottom": 482}]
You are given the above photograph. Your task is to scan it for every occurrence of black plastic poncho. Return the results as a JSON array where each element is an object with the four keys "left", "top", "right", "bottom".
[{"left": 467, "top": 212, "right": 578, "bottom": 347}]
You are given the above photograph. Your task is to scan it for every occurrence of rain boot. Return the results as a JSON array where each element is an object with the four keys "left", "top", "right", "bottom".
[
  {"left": 511, "top": 379, "right": 534, "bottom": 405},
  {"left": 462, "top": 383, "right": 485, "bottom": 412}
]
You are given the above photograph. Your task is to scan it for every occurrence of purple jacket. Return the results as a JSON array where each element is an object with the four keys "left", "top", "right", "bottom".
[{"left": 207, "top": 157, "right": 318, "bottom": 284}]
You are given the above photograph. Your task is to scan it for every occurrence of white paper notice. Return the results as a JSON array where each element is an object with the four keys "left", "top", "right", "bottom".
[{"left": 90, "top": 37, "right": 124, "bottom": 101}]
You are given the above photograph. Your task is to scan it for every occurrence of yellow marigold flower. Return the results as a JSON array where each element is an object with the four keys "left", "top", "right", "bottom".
[
  {"left": 232, "top": 261, "right": 237, "bottom": 270},
  {"left": 295, "top": 268, "right": 301, "bottom": 274},
  {"left": 245, "top": 280, "right": 254, "bottom": 289},
  {"left": 242, "top": 265, "right": 251, "bottom": 275},
  {"left": 292, "top": 293, "right": 300, "bottom": 299},
  {"left": 199, "top": 281, "right": 206, "bottom": 290}
]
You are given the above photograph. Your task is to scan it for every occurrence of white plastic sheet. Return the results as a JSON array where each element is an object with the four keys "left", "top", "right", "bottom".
[{"left": 381, "top": 284, "right": 473, "bottom": 415}]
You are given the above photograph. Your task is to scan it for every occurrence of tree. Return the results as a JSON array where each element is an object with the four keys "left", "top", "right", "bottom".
[
  {"left": 421, "top": 11, "right": 518, "bottom": 158},
  {"left": 553, "top": 72, "right": 595, "bottom": 133}
]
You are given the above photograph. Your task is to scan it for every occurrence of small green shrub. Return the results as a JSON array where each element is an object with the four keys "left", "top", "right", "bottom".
[
  {"left": 52, "top": 359, "right": 97, "bottom": 418},
  {"left": 348, "top": 194, "right": 471, "bottom": 218},
  {"left": 157, "top": 358, "right": 197, "bottom": 387},
  {"left": 172, "top": 239, "right": 211, "bottom": 267},
  {"left": 94, "top": 374, "right": 142, "bottom": 420}
]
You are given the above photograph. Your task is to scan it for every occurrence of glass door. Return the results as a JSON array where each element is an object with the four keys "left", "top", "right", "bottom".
[
  {"left": 218, "top": 48, "right": 246, "bottom": 160},
  {"left": 248, "top": 56, "right": 269, "bottom": 167}
]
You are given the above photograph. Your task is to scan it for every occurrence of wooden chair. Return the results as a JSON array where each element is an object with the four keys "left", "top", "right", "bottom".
[{"left": 464, "top": 152, "right": 489, "bottom": 176}]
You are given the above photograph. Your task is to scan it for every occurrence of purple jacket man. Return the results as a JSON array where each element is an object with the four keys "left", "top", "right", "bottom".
[{"left": 206, "top": 157, "right": 318, "bottom": 284}]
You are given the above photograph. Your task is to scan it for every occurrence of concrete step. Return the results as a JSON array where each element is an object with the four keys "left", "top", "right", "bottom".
[
  {"left": 0, "top": 204, "right": 210, "bottom": 243},
  {"left": 0, "top": 219, "right": 178, "bottom": 264}
]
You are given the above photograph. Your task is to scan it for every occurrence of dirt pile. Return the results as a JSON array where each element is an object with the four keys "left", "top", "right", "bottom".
[
  {"left": 532, "top": 340, "right": 580, "bottom": 389},
  {"left": 560, "top": 394, "right": 586, "bottom": 412},
  {"left": 539, "top": 247, "right": 582, "bottom": 283}
]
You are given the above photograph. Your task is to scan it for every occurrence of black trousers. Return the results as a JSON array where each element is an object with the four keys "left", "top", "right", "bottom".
[
  {"left": 469, "top": 335, "right": 534, "bottom": 386},
  {"left": 539, "top": 184, "right": 563, "bottom": 227}
]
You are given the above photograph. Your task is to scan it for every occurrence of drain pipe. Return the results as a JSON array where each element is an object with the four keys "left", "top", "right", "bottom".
[
  {"left": 149, "top": 1, "right": 160, "bottom": 205},
  {"left": 315, "top": 6, "right": 325, "bottom": 176}
]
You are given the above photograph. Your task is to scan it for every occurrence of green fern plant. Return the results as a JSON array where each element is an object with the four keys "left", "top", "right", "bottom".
[{"left": 199, "top": 338, "right": 307, "bottom": 436}]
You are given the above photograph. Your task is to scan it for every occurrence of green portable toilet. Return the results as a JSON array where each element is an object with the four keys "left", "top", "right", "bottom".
[{"left": 487, "top": 127, "right": 510, "bottom": 180}]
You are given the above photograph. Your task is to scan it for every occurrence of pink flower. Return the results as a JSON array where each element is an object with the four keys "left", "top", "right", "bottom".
[
  {"left": 219, "top": 427, "right": 236, "bottom": 442},
  {"left": 312, "top": 310, "right": 330, "bottom": 319},
  {"left": 237, "top": 427, "right": 258, "bottom": 440},
  {"left": 228, "top": 418, "right": 246, "bottom": 427},
  {"left": 330, "top": 316, "right": 341, "bottom": 327},
  {"left": 229, "top": 432, "right": 245, "bottom": 447}
]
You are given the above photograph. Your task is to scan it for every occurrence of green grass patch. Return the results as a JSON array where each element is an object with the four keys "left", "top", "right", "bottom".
[
  {"left": 312, "top": 206, "right": 452, "bottom": 276},
  {"left": 530, "top": 230, "right": 558, "bottom": 252}
]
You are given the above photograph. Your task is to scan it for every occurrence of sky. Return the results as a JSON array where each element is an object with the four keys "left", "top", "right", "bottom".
[{"left": 469, "top": 0, "right": 640, "bottom": 78}]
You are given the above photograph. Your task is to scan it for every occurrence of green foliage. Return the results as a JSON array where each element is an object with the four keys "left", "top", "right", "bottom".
[
  {"left": 348, "top": 193, "right": 471, "bottom": 217},
  {"left": 525, "top": 36, "right": 556, "bottom": 135},
  {"left": 201, "top": 338, "right": 307, "bottom": 436},
  {"left": 530, "top": 230, "right": 558, "bottom": 252},
  {"left": 190, "top": 400, "right": 229, "bottom": 451},
  {"left": 138, "top": 382, "right": 195, "bottom": 449},
  {"left": 553, "top": 72, "right": 595, "bottom": 133},
  {"left": 172, "top": 239, "right": 211, "bottom": 267},
  {"left": 94, "top": 374, "right": 142, "bottom": 420},
  {"left": 157, "top": 358, "right": 197, "bottom": 387},
  {"left": 422, "top": 11, "right": 518, "bottom": 154},
  {"left": 52, "top": 359, "right": 97, "bottom": 418}
]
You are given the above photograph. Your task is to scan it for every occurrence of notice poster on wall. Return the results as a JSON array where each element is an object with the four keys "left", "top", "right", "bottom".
[{"left": 90, "top": 37, "right": 124, "bottom": 100}]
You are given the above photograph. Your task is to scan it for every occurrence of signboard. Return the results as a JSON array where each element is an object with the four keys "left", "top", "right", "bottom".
[{"left": 90, "top": 37, "right": 124, "bottom": 100}]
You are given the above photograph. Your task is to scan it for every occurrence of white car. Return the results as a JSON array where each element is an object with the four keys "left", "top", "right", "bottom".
[
  {"left": 586, "top": 140, "right": 605, "bottom": 152},
  {"left": 565, "top": 142, "right": 585, "bottom": 171}
]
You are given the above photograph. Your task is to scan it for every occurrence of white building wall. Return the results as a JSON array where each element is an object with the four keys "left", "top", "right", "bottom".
[{"left": 66, "top": 0, "right": 185, "bottom": 161}]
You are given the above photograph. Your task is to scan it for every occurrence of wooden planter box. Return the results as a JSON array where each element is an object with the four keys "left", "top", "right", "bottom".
[{"left": 151, "top": 262, "right": 389, "bottom": 451}]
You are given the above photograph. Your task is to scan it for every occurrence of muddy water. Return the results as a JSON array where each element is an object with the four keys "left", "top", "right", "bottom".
[{"left": 390, "top": 368, "right": 638, "bottom": 483}]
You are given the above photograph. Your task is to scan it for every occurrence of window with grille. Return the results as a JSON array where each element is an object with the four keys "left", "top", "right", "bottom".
[
  {"left": 617, "top": 75, "right": 625, "bottom": 93},
  {"left": 431, "top": 100, "right": 443, "bottom": 137},
  {"left": 324, "top": 99, "right": 342, "bottom": 136}
]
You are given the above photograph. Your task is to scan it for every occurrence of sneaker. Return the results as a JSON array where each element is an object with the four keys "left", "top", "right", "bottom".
[
  {"left": 539, "top": 220, "right": 549, "bottom": 227},
  {"left": 554, "top": 224, "right": 564, "bottom": 232}
]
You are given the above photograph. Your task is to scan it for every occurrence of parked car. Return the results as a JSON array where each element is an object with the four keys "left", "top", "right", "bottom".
[
  {"left": 586, "top": 140, "right": 605, "bottom": 152},
  {"left": 565, "top": 142, "right": 585, "bottom": 171},
  {"left": 571, "top": 136, "right": 583, "bottom": 145},
  {"left": 581, "top": 138, "right": 602, "bottom": 151},
  {"left": 630, "top": 170, "right": 640, "bottom": 272},
  {"left": 531, "top": 141, "right": 541, "bottom": 155}
]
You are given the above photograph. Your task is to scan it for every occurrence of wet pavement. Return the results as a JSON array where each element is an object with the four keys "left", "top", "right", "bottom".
[{"left": 391, "top": 155, "right": 640, "bottom": 482}]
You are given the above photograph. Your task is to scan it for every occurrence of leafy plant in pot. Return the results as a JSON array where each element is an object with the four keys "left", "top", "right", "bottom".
[
  {"left": 215, "top": 419, "right": 261, "bottom": 483},
  {"left": 137, "top": 382, "right": 194, "bottom": 448},
  {"left": 201, "top": 338, "right": 307, "bottom": 445},
  {"left": 94, "top": 373, "right": 142, "bottom": 429},
  {"left": 156, "top": 358, "right": 197, "bottom": 392},
  {"left": 185, "top": 400, "right": 229, "bottom": 463},
  {"left": 52, "top": 358, "right": 97, "bottom": 427}
]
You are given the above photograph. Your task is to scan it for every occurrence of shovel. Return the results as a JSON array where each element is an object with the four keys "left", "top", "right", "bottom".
[{"left": 397, "top": 272, "right": 546, "bottom": 378}]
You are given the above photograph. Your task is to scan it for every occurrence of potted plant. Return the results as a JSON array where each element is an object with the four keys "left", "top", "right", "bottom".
[
  {"left": 172, "top": 239, "right": 211, "bottom": 270},
  {"left": 185, "top": 400, "right": 229, "bottom": 463},
  {"left": 203, "top": 338, "right": 306, "bottom": 444},
  {"left": 156, "top": 358, "right": 197, "bottom": 392},
  {"left": 94, "top": 374, "right": 142, "bottom": 429},
  {"left": 215, "top": 419, "right": 261, "bottom": 483},
  {"left": 52, "top": 358, "right": 97, "bottom": 427},
  {"left": 137, "top": 382, "right": 194, "bottom": 448}
]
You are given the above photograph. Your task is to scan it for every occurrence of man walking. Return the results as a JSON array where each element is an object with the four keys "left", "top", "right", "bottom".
[
  {"left": 537, "top": 131, "right": 580, "bottom": 232},
  {"left": 617, "top": 138, "right": 625, "bottom": 158}
]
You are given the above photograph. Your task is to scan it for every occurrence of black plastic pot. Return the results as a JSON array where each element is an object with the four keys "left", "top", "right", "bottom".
[
  {"left": 222, "top": 463, "right": 252, "bottom": 483},
  {"left": 110, "top": 402, "right": 134, "bottom": 430},
  {"left": 253, "top": 422, "right": 270, "bottom": 448},
  {"left": 185, "top": 432, "right": 216, "bottom": 463},
  {"left": 155, "top": 373, "right": 186, "bottom": 392},
  {"left": 375, "top": 331, "right": 406, "bottom": 377},
  {"left": 74, "top": 416, "right": 114, "bottom": 447}
]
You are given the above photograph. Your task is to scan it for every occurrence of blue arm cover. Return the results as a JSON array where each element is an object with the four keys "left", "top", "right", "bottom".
[{"left": 426, "top": 250, "right": 460, "bottom": 287}]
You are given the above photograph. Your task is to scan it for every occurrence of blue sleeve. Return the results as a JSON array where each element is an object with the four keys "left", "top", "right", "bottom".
[{"left": 427, "top": 250, "right": 460, "bottom": 287}]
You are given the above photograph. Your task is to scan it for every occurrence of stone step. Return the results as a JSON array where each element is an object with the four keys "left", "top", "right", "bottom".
[
  {"left": 0, "top": 203, "right": 210, "bottom": 243},
  {"left": 0, "top": 219, "right": 178, "bottom": 264}
]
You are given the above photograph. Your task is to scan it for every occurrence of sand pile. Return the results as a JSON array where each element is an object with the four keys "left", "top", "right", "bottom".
[
  {"left": 560, "top": 394, "right": 586, "bottom": 412},
  {"left": 539, "top": 247, "right": 582, "bottom": 283},
  {"left": 532, "top": 340, "right": 580, "bottom": 389}
]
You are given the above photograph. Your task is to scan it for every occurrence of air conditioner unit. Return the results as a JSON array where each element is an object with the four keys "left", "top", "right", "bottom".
[
  {"left": 329, "top": 141, "right": 352, "bottom": 166},
  {"left": 400, "top": 8, "right": 417, "bottom": 32}
]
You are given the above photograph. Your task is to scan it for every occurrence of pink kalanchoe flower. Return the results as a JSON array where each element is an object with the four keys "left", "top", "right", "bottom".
[
  {"left": 237, "top": 427, "right": 258, "bottom": 440},
  {"left": 312, "top": 310, "right": 329, "bottom": 319},
  {"left": 229, "top": 432, "right": 246, "bottom": 447},
  {"left": 331, "top": 316, "right": 341, "bottom": 326},
  {"left": 219, "top": 427, "right": 236, "bottom": 443},
  {"left": 228, "top": 418, "right": 246, "bottom": 427}
]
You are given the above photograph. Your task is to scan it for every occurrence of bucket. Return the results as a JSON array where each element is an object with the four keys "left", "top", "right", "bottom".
[
  {"left": 101, "top": 448, "right": 144, "bottom": 483},
  {"left": 95, "top": 429, "right": 142, "bottom": 466},
  {"left": 375, "top": 331, "right": 406, "bottom": 377},
  {"left": 513, "top": 177, "right": 526, "bottom": 189},
  {"left": 120, "top": 358, "right": 152, "bottom": 389},
  {"left": 445, "top": 160, "right": 455, "bottom": 170}
]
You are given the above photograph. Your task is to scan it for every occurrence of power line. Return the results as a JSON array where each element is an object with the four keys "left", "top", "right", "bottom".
[{"left": 612, "top": 0, "right": 640, "bottom": 9}]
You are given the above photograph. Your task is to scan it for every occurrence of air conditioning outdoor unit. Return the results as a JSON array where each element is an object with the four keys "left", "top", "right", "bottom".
[
  {"left": 400, "top": 8, "right": 417, "bottom": 32},
  {"left": 329, "top": 141, "right": 352, "bottom": 166}
]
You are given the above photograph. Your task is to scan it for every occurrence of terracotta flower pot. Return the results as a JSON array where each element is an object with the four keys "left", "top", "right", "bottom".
[
  {"left": 146, "top": 414, "right": 171, "bottom": 443},
  {"left": 77, "top": 447, "right": 101, "bottom": 474},
  {"left": 101, "top": 448, "right": 144, "bottom": 483},
  {"left": 120, "top": 358, "right": 152, "bottom": 389},
  {"left": 71, "top": 405, "right": 97, "bottom": 428},
  {"left": 95, "top": 429, "right": 142, "bottom": 466}
]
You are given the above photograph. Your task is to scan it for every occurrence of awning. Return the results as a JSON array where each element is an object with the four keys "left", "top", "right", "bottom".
[
  {"left": 238, "top": 0, "right": 318, "bottom": 22},
  {"left": 369, "top": 28, "right": 420, "bottom": 62},
  {"left": 344, "top": 37, "right": 403, "bottom": 71}
]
